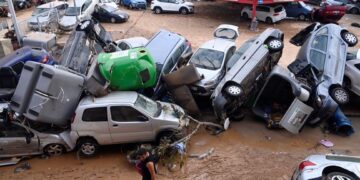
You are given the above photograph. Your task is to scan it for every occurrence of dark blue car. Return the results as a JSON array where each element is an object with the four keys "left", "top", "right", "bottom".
[
  {"left": 283, "top": 1, "right": 313, "bottom": 20},
  {"left": 0, "top": 46, "right": 55, "bottom": 101}
]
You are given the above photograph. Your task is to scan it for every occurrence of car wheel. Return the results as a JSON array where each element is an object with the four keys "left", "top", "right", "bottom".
[
  {"left": 76, "top": 20, "right": 93, "bottom": 33},
  {"left": 180, "top": 8, "right": 188, "bottom": 15},
  {"left": 154, "top": 7, "right": 162, "bottom": 14},
  {"left": 267, "top": 38, "right": 284, "bottom": 52},
  {"left": 350, "top": 8, "right": 359, "bottom": 14},
  {"left": 129, "top": 4, "right": 133, "bottom": 9},
  {"left": 78, "top": 139, "right": 99, "bottom": 157},
  {"left": 330, "top": 87, "right": 350, "bottom": 105},
  {"left": 265, "top": 17, "right": 273, "bottom": 24},
  {"left": 325, "top": 172, "right": 355, "bottom": 180},
  {"left": 225, "top": 84, "right": 242, "bottom": 97},
  {"left": 341, "top": 31, "right": 358, "bottom": 47},
  {"left": 44, "top": 144, "right": 65, "bottom": 156},
  {"left": 110, "top": 18, "right": 116, "bottom": 23},
  {"left": 298, "top": 14, "right": 306, "bottom": 21},
  {"left": 242, "top": 12, "right": 248, "bottom": 19}
]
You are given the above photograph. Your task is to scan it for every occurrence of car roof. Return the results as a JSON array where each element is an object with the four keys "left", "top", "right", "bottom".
[
  {"left": 37, "top": 1, "right": 67, "bottom": 8},
  {"left": 79, "top": 91, "right": 138, "bottom": 106},
  {"left": 200, "top": 38, "right": 235, "bottom": 52}
]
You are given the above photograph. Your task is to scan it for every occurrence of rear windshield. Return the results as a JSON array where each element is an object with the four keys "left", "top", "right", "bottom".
[
  {"left": 274, "top": 6, "right": 283, "bottom": 13},
  {"left": 189, "top": 48, "right": 224, "bottom": 70}
]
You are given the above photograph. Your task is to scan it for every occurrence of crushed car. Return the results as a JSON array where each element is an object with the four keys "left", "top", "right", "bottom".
[
  {"left": 311, "top": 3, "right": 347, "bottom": 23},
  {"left": 289, "top": 23, "right": 358, "bottom": 125},
  {"left": 188, "top": 24, "right": 239, "bottom": 96},
  {"left": 211, "top": 28, "right": 284, "bottom": 124},
  {"left": 70, "top": 91, "right": 188, "bottom": 156}
]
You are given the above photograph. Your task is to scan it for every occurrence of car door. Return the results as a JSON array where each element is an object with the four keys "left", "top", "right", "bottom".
[
  {"left": 256, "top": 6, "right": 268, "bottom": 21},
  {"left": 0, "top": 122, "right": 39, "bottom": 157},
  {"left": 280, "top": 98, "right": 313, "bottom": 134},
  {"left": 108, "top": 105, "right": 154, "bottom": 143},
  {"left": 166, "top": 0, "right": 178, "bottom": 11}
]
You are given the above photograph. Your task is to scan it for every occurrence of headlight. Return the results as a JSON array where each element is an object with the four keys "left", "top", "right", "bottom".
[{"left": 316, "top": 96, "right": 323, "bottom": 108}]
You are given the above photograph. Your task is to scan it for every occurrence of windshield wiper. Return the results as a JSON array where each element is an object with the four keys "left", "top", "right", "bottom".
[{"left": 204, "top": 56, "right": 216, "bottom": 69}]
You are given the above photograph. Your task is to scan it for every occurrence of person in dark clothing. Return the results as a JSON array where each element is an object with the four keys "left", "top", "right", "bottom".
[{"left": 136, "top": 148, "right": 158, "bottom": 180}]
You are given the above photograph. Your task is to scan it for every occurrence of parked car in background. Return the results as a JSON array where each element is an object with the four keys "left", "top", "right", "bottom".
[
  {"left": 326, "top": 0, "right": 360, "bottom": 14},
  {"left": 115, "top": 37, "right": 148, "bottom": 50},
  {"left": 27, "top": 1, "right": 68, "bottom": 31},
  {"left": 0, "top": 105, "right": 73, "bottom": 158},
  {"left": 59, "top": 0, "right": 99, "bottom": 31},
  {"left": 311, "top": 4, "right": 347, "bottom": 23},
  {"left": 14, "top": 0, "right": 32, "bottom": 10},
  {"left": 92, "top": 4, "right": 129, "bottom": 23},
  {"left": 70, "top": 91, "right": 187, "bottom": 156},
  {"left": 151, "top": 0, "right": 194, "bottom": 15},
  {"left": 241, "top": 5, "right": 287, "bottom": 24},
  {"left": 292, "top": 154, "right": 360, "bottom": 180},
  {"left": 289, "top": 23, "right": 358, "bottom": 125},
  {"left": 144, "top": 29, "right": 192, "bottom": 99},
  {"left": 306, "top": 0, "right": 322, "bottom": 5},
  {"left": 189, "top": 24, "right": 239, "bottom": 96},
  {"left": 344, "top": 49, "right": 360, "bottom": 97},
  {"left": 99, "top": 0, "right": 118, "bottom": 8},
  {"left": 119, "top": 0, "right": 146, "bottom": 9},
  {"left": 283, "top": 1, "right": 312, "bottom": 20},
  {"left": 211, "top": 28, "right": 284, "bottom": 124}
]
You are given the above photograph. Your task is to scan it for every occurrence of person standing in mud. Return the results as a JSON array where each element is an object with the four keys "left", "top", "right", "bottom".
[{"left": 137, "top": 148, "right": 158, "bottom": 180}]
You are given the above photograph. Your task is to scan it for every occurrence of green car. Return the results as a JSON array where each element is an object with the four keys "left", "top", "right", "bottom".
[{"left": 97, "top": 48, "right": 157, "bottom": 90}]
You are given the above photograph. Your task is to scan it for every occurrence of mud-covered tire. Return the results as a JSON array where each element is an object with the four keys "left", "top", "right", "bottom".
[
  {"left": 267, "top": 38, "right": 284, "bottom": 52},
  {"left": 242, "top": 12, "right": 248, "bottom": 19},
  {"left": 330, "top": 87, "right": 350, "bottom": 105},
  {"left": 154, "top": 7, "right": 162, "bottom": 14},
  {"left": 110, "top": 18, "right": 116, "bottom": 23},
  {"left": 325, "top": 172, "right": 355, "bottom": 180},
  {"left": 341, "top": 31, "right": 358, "bottom": 47},
  {"left": 44, "top": 144, "right": 65, "bottom": 156},
  {"left": 180, "top": 8, "right": 188, "bottom": 15},
  {"left": 350, "top": 8, "right": 359, "bottom": 14},
  {"left": 78, "top": 138, "right": 99, "bottom": 157},
  {"left": 265, "top": 17, "right": 273, "bottom": 24},
  {"left": 224, "top": 84, "right": 242, "bottom": 97},
  {"left": 298, "top": 14, "right": 306, "bottom": 21}
]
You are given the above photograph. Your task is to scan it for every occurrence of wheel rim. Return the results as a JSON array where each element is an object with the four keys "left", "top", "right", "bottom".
[
  {"left": 181, "top": 9, "right": 187, "bottom": 14},
  {"left": 46, "top": 144, "right": 63, "bottom": 156},
  {"left": 266, "top": 18, "right": 272, "bottom": 24},
  {"left": 228, "top": 86, "right": 241, "bottom": 95},
  {"left": 156, "top": 8, "right": 160, "bottom": 13},
  {"left": 334, "top": 89, "right": 348, "bottom": 103},
  {"left": 299, "top": 14, "right": 305, "bottom": 20},
  {"left": 345, "top": 33, "right": 357, "bottom": 44},
  {"left": 331, "top": 175, "right": 351, "bottom": 180},
  {"left": 81, "top": 21, "right": 90, "bottom": 30},
  {"left": 81, "top": 143, "right": 95, "bottom": 155},
  {"left": 111, "top": 18, "right": 115, "bottom": 23},
  {"left": 269, "top": 40, "right": 282, "bottom": 49}
]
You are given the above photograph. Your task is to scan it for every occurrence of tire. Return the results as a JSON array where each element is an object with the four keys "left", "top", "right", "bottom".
[
  {"left": 180, "top": 7, "right": 188, "bottom": 15},
  {"left": 78, "top": 139, "right": 99, "bottom": 157},
  {"left": 330, "top": 87, "right": 350, "bottom": 105},
  {"left": 265, "top": 17, "right": 273, "bottom": 24},
  {"left": 325, "top": 172, "right": 355, "bottom": 180},
  {"left": 129, "top": 4, "right": 133, "bottom": 9},
  {"left": 298, "top": 14, "right": 306, "bottom": 21},
  {"left": 154, "top": 7, "right": 162, "bottom": 14},
  {"left": 76, "top": 20, "right": 93, "bottom": 33},
  {"left": 242, "top": 13, "right": 248, "bottom": 19},
  {"left": 267, "top": 38, "right": 284, "bottom": 52},
  {"left": 341, "top": 31, "right": 358, "bottom": 47},
  {"left": 224, "top": 84, "right": 242, "bottom": 97},
  {"left": 44, "top": 144, "right": 65, "bottom": 156},
  {"left": 350, "top": 8, "right": 359, "bottom": 14},
  {"left": 110, "top": 18, "right": 116, "bottom": 23}
]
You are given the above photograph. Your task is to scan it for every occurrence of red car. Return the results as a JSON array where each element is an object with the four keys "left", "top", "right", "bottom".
[{"left": 311, "top": 4, "right": 347, "bottom": 23}]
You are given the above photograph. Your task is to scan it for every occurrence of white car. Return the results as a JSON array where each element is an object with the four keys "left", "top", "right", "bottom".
[
  {"left": 99, "top": 0, "right": 118, "bottom": 8},
  {"left": 241, "top": 5, "right": 287, "bottom": 24},
  {"left": 115, "top": 37, "right": 148, "bottom": 50},
  {"left": 344, "top": 49, "right": 360, "bottom": 97},
  {"left": 188, "top": 24, "right": 239, "bottom": 96},
  {"left": 58, "top": 0, "right": 99, "bottom": 31},
  {"left": 151, "top": 0, "right": 194, "bottom": 15},
  {"left": 292, "top": 154, "right": 360, "bottom": 180}
]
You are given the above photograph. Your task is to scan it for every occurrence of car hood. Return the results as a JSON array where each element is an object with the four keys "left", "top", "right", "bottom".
[
  {"left": 184, "top": 1, "right": 194, "bottom": 6},
  {"left": 59, "top": 16, "right": 77, "bottom": 27},
  {"left": 156, "top": 102, "right": 187, "bottom": 127},
  {"left": 195, "top": 67, "right": 220, "bottom": 85}
]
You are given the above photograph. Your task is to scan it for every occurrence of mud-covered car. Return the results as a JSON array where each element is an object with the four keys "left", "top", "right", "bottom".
[
  {"left": 289, "top": 23, "right": 358, "bottom": 124},
  {"left": 211, "top": 28, "right": 284, "bottom": 123},
  {"left": 344, "top": 49, "right": 360, "bottom": 97},
  {"left": 0, "top": 104, "right": 73, "bottom": 158}
]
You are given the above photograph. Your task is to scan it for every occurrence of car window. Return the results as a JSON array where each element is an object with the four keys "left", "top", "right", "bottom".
[
  {"left": 118, "top": 42, "right": 130, "bottom": 50},
  {"left": 134, "top": 94, "right": 160, "bottom": 117},
  {"left": 163, "top": 58, "right": 176, "bottom": 74},
  {"left": 226, "top": 37, "right": 256, "bottom": 69},
  {"left": 65, "top": 7, "right": 81, "bottom": 16},
  {"left": 169, "top": 0, "right": 177, "bottom": 3},
  {"left": 82, "top": 107, "right": 108, "bottom": 122},
  {"left": 274, "top": 6, "right": 283, "bottom": 12},
  {"left": 32, "top": 8, "right": 50, "bottom": 16},
  {"left": 310, "top": 50, "right": 326, "bottom": 72},
  {"left": 311, "top": 35, "right": 328, "bottom": 52},
  {"left": 82, "top": 0, "right": 92, "bottom": 12},
  {"left": 189, "top": 48, "right": 224, "bottom": 70},
  {"left": 214, "top": 28, "right": 237, "bottom": 40},
  {"left": 0, "top": 122, "right": 29, "bottom": 137},
  {"left": 158, "top": 0, "right": 168, "bottom": 2},
  {"left": 58, "top": 4, "right": 68, "bottom": 10},
  {"left": 316, "top": 27, "right": 328, "bottom": 35},
  {"left": 110, "top": 106, "right": 148, "bottom": 122}
]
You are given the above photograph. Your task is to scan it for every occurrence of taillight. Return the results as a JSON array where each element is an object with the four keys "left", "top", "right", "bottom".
[
  {"left": 70, "top": 113, "right": 76, "bottom": 123},
  {"left": 299, "top": 161, "right": 316, "bottom": 171},
  {"left": 41, "top": 56, "right": 49, "bottom": 64},
  {"left": 273, "top": 13, "right": 279, "bottom": 16}
]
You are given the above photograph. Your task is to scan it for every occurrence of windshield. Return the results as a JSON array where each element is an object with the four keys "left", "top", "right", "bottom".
[
  {"left": 134, "top": 94, "right": 160, "bottom": 117},
  {"left": 32, "top": 8, "right": 50, "bottom": 16},
  {"left": 65, "top": 7, "right": 80, "bottom": 16},
  {"left": 101, "top": 0, "right": 114, "bottom": 3},
  {"left": 102, "top": 5, "right": 118, "bottom": 12},
  {"left": 189, "top": 48, "right": 224, "bottom": 70}
]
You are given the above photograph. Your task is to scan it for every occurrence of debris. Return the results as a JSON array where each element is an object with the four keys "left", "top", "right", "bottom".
[
  {"left": 189, "top": 148, "right": 215, "bottom": 160},
  {"left": 319, "top": 139, "right": 334, "bottom": 148},
  {"left": 351, "top": 23, "right": 360, "bottom": 28},
  {"left": 13, "top": 162, "right": 31, "bottom": 173}
]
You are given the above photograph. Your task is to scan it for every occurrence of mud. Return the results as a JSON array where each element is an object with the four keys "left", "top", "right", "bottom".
[{"left": 1, "top": 1, "right": 360, "bottom": 179}]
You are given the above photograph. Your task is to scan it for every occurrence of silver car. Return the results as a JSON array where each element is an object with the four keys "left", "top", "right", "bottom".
[
  {"left": 115, "top": 37, "right": 148, "bottom": 50},
  {"left": 344, "top": 49, "right": 360, "bottom": 97},
  {"left": 292, "top": 154, "right": 360, "bottom": 180},
  {"left": 0, "top": 104, "right": 73, "bottom": 158},
  {"left": 70, "top": 91, "right": 188, "bottom": 156},
  {"left": 189, "top": 24, "right": 238, "bottom": 96}
]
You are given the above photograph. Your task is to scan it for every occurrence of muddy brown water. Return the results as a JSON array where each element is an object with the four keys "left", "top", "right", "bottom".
[{"left": 1, "top": 1, "right": 360, "bottom": 179}]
